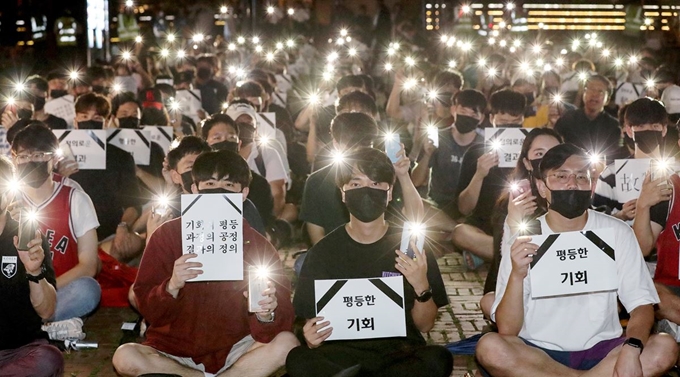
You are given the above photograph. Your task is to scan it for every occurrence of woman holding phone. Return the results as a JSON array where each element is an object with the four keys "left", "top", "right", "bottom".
[{"left": 480, "top": 128, "right": 563, "bottom": 318}]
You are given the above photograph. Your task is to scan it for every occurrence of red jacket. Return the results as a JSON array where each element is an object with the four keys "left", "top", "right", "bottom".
[{"left": 134, "top": 218, "right": 294, "bottom": 373}]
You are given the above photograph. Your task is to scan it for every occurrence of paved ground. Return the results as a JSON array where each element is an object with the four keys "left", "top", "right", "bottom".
[{"left": 62, "top": 248, "right": 488, "bottom": 377}]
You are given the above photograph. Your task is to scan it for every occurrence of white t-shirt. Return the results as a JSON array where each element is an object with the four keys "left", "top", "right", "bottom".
[
  {"left": 246, "top": 144, "right": 289, "bottom": 184},
  {"left": 44, "top": 95, "right": 76, "bottom": 129},
  {"left": 491, "top": 210, "right": 658, "bottom": 351}
]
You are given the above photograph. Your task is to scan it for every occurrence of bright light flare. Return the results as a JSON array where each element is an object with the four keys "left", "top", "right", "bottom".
[
  {"left": 220, "top": 5, "right": 228, "bottom": 14},
  {"left": 287, "top": 8, "right": 294, "bottom": 15},
  {"left": 405, "top": 222, "right": 426, "bottom": 237},
  {"left": 6, "top": 178, "right": 20, "bottom": 194},
  {"left": 286, "top": 39, "right": 295, "bottom": 48},
  {"left": 112, "top": 83, "right": 122, "bottom": 93},
  {"left": 506, "top": 2, "right": 515, "bottom": 10},
  {"left": 252, "top": 36, "right": 260, "bottom": 44},
  {"left": 121, "top": 51, "right": 132, "bottom": 60},
  {"left": 347, "top": 48, "right": 357, "bottom": 57},
  {"left": 160, "top": 49, "right": 170, "bottom": 58},
  {"left": 266, "top": 6, "right": 275, "bottom": 14},
  {"left": 403, "top": 78, "right": 418, "bottom": 90},
  {"left": 629, "top": 55, "right": 639, "bottom": 65},
  {"left": 25, "top": 210, "right": 39, "bottom": 222},
  {"left": 192, "top": 33, "right": 204, "bottom": 43},
  {"left": 254, "top": 265, "right": 270, "bottom": 279},
  {"left": 601, "top": 49, "right": 611, "bottom": 57},
  {"left": 448, "top": 60, "right": 457, "bottom": 69},
  {"left": 462, "top": 4, "right": 471, "bottom": 13},
  {"left": 326, "top": 51, "right": 339, "bottom": 62},
  {"left": 69, "top": 70, "right": 79, "bottom": 80},
  {"left": 331, "top": 149, "right": 345, "bottom": 165},
  {"left": 384, "top": 62, "right": 393, "bottom": 72},
  {"left": 166, "top": 34, "right": 176, "bottom": 42},
  {"left": 237, "top": 36, "right": 246, "bottom": 44},
  {"left": 340, "top": 28, "right": 348, "bottom": 37},
  {"left": 614, "top": 58, "right": 623, "bottom": 67},
  {"left": 491, "top": 139, "right": 502, "bottom": 151},
  {"left": 125, "top": 0, "right": 133, "bottom": 7},
  {"left": 404, "top": 56, "right": 416, "bottom": 67},
  {"left": 134, "top": 35, "right": 143, "bottom": 43},
  {"left": 646, "top": 79, "right": 656, "bottom": 89},
  {"left": 176, "top": 50, "right": 186, "bottom": 59}
]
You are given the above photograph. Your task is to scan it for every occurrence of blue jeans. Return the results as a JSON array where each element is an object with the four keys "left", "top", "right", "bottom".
[{"left": 52, "top": 277, "right": 101, "bottom": 321}]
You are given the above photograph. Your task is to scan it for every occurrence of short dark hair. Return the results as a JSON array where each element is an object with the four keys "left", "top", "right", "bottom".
[
  {"left": 192, "top": 150, "right": 252, "bottom": 188},
  {"left": 200, "top": 114, "right": 237, "bottom": 140},
  {"left": 111, "top": 92, "right": 139, "bottom": 117},
  {"left": 335, "top": 147, "right": 396, "bottom": 188},
  {"left": 11, "top": 122, "right": 59, "bottom": 153},
  {"left": 26, "top": 75, "right": 48, "bottom": 92},
  {"left": 75, "top": 92, "right": 111, "bottom": 117},
  {"left": 433, "top": 70, "right": 463, "bottom": 90},
  {"left": 330, "top": 112, "right": 378, "bottom": 148},
  {"left": 197, "top": 54, "right": 217, "bottom": 67},
  {"left": 86, "top": 66, "right": 108, "bottom": 81},
  {"left": 233, "top": 81, "right": 264, "bottom": 98},
  {"left": 336, "top": 91, "right": 378, "bottom": 117},
  {"left": 539, "top": 143, "right": 589, "bottom": 181},
  {"left": 454, "top": 89, "right": 487, "bottom": 114},
  {"left": 573, "top": 59, "right": 595, "bottom": 72},
  {"left": 336, "top": 75, "right": 365, "bottom": 93},
  {"left": 654, "top": 68, "right": 675, "bottom": 85},
  {"left": 489, "top": 89, "right": 527, "bottom": 116},
  {"left": 625, "top": 97, "right": 668, "bottom": 127},
  {"left": 141, "top": 107, "right": 169, "bottom": 126},
  {"left": 167, "top": 136, "right": 211, "bottom": 170}
]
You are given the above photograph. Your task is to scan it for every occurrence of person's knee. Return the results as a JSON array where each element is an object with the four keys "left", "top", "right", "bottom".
[
  {"left": 480, "top": 292, "right": 496, "bottom": 319},
  {"left": 31, "top": 344, "right": 64, "bottom": 377},
  {"left": 646, "top": 334, "right": 679, "bottom": 371},
  {"left": 268, "top": 331, "right": 300, "bottom": 364},
  {"left": 475, "top": 333, "right": 509, "bottom": 368},
  {"left": 285, "top": 345, "right": 310, "bottom": 375},
  {"left": 113, "top": 343, "right": 145, "bottom": 376},
  {"left": 419, "top": 346, "right": 454, "bottom": 377}
]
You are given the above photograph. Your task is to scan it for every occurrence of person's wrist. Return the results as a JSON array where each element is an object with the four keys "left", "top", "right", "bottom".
[{"left": 256, "top": 311, "right": 275, "bottom": 323}]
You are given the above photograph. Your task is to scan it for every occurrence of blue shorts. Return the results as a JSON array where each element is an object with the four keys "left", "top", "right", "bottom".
[{"left": 521, "top": 336, "right": 626, "bottom": 370}]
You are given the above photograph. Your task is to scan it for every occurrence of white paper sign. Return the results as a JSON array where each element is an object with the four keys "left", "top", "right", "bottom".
[
  {"left": 53, "top": 130, "right": 107, "bottom": 170},
  {"left": 106, "top": 129, "right": 151, "bottom": 165},
  {"left": 529, "top": 228, "right": 617, "bottom": 298},
  {"left": 174, "top": 89, "right": 203, "bottom": 125},
  {"left": 485, "top": 128, "right": 530, "bottom": 168},
  {"left": 614, "top": 159, "right": 650, "bottom": 203},
  {"left": 315, "top": 276, "right": 406, "bottom": 341},
  {"left": 181, "top": 193, "right": 244, "bottom": 282},
  {"left": 143, "top": 126, "right": 174, "bottom": 154},
  {"left": 256, "top": 112, "right": 277, "bottom": 140},
  {"left": 44, "top": 96, "right": 75, "bottom": 128},
  {"left": 615, "top": 82, "right": 644, "bottom": 107}
]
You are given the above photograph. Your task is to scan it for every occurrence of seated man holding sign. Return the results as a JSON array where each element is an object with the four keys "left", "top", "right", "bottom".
[
  {"left": 476, "top": 143, "right": 677, "bottom": 376},
  {"left": 113, "top": 150, "right": 297, "bottom": 377},
  {"left": 287, "top": 147, "right": 452, "bottom": 377}
]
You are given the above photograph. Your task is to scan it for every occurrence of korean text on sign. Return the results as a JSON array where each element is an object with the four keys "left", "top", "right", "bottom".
[
  {"left": 53, "top": 130, "right": 107, "bottom": 170},
  {"left": 181, "top": 193, "right": 243, "bottom": 281},
  {"left": 315, "top": 276, "right": 406, "bottom": 341},
  {"left": 484, "top": 127, "right": 530, "bottom": 168},
  {"left": 528, "top": 228, "right": 617, "bottom": 298}
]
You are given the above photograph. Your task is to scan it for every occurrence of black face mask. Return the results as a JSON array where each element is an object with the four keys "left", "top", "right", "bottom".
[
  {"left": 33, "top": 96, "right": 46, "bottom": 112},
  {"left": 633, "top": 130, "right": 664, "bottom": 154},
  {"left": 18, "top": 161, "right": 50, "bottom": 189},
  {"left": 92, "top": 85, "right": 108, "bottom": 95},
  {"left": 77, "top": 120, "right": 104, "bottom": 130},
  {"left": 530, "top": 158, "right": 542, "bottom": 179},
  {"left": 525, "top": 93, "right": 535, "bottom": 105},
  {"left": 180, "top": 171, "right": 193, "bottom": 193},
  {"left": 212, "top": 140, "right": 239, "bottom": 153},
  {"left": 118, "top": 117, "right": 140, "bottom": 129},
  {"left": 17, "top": 109, "right": 33, "bottom": 120},
  {"left": 50, "top": 90, "right": 68, "bottom": 99},
  {"left": 547, "top": 189, "right": 592, "bottom": 219},
  {"left": 454, "top": 114, "right": 480, "bottom": 134},
  {"left": 344, "top": 187, "right": 389, "bottom": 223},
  {"left": 197, "top": 67, "right": 212, "bottom": 81}
]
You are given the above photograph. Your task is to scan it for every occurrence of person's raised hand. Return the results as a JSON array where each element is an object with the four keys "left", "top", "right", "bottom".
[{"left": 509, "top": 236, "right": 539, "bottom": 281}]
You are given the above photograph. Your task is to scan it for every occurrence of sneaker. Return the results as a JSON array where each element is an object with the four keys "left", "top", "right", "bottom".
[
  {"left": 42, "top": 318, "right": 85, "bottom": 341},
  {"left": 463, "top": 250, "right": 485, "bottom": 271},
  {"left": 657, "top": 319, "right": 680, "bottom": 342}
]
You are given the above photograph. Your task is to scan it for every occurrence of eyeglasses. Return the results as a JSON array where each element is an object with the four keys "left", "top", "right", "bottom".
[
  {"left": 547, "top": 172, "right": 591, "bottom": 185},
  {"left": 584, "top": 87, "right": 607, "bottom": 96},
  {"left": 13, "top": 152, "right": 54, "bottom": 164}
]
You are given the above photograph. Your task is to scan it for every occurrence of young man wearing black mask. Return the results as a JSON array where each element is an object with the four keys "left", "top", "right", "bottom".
[
  {"left": 593, "top": 98, "right": 667, "bottom": 221},
  {"left": 25, "top": 76, "right": 67, "bottom": 130},
  {"left": 288, "top": 147, "right": 452, "bottom": 377},
  {"left": 477, "top": 143, "right": 677, "bottom": 377},
  {"left": 195, "top": 54, "right": 229, "bottom": 115},
  {"left": 166, "top": 136, "right": 267, "bottom": 236},
  {"left": 412, "top": 89, "right": 486, "bottom": 219},
  {"left": 110, "top": 92, "right": 166, "bottom": 199},
  {"left": 67, "top": 93, "right": 143, "bottom": 261}
]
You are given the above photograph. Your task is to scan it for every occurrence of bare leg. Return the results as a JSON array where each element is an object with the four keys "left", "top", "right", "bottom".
[
  {"left": 476, "top": 333, "right": 580, "bottom": 377},
  {"left": 278, "top": 203, "right": 298, "bottom": 223},
  {"left": 480, "top": 292, "right": 496, "bottom": 319},
  {"left": 112, "top": 343, "right": 204, "bottom": 377},
  {"left": 580, "top": 334, "right": 677, "bottom": 377},
  {"left": 655, "top": 283, "right": 680, "bottom": 324},
  {"left": 219, "top": 332, "right": 299, "bottom": 377},
  {"left": 452, "top": 224, "right": 493, "bottom": 261},
  {"left": 422, "top": 200, "right": 457, "bottom": 233}
]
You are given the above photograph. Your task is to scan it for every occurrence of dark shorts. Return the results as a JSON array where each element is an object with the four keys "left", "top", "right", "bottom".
[{"left": 521, "top": 336, "right": 626, "bottom": 370}]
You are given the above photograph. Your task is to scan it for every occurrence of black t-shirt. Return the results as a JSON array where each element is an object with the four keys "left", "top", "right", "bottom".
[
  {"left": 0, "top": 213, "right": 56, "bottom": 350},
  {"left": 455, "top": 144, "right": 513, "bottom": 234},
  {"left": 314, "top": 105, "right": 337, "bottom": 146},
  {"left": 196, "top": 79, "right": 229, "bottom": 116},
  {"left": 294, "top": 225, "right": 448, "bottom": 347},
  {"left": 429, "top": 129, "right": 483, "bottom": 207},
  {"left": 71, "top": 144, "right": 143, "bottom": 239},
  {"left": 650, "top": 199, "right": 671, "bottom": 228},
  {"left": 299, "top": 164, "right": 349, "bottom": 234},
  {"left": 248, "top": 170, "right": 275, "bottom": 226},
  {"left": 554, "top": 108, "right": 621, "bottom": 160}
]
